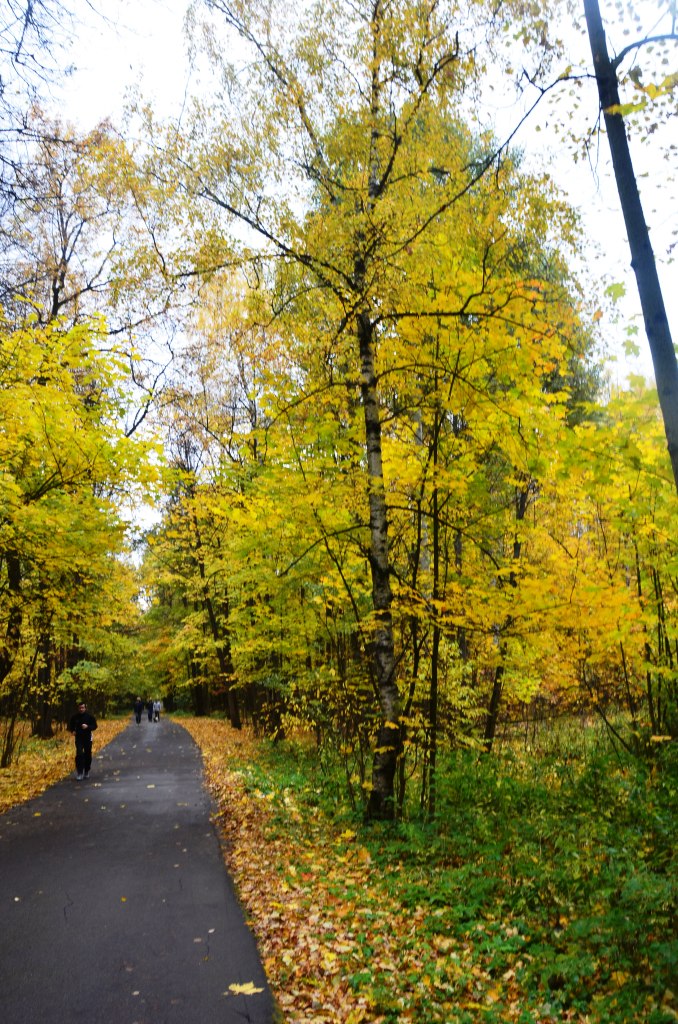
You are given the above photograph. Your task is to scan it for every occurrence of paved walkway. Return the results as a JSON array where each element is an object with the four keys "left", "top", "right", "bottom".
[{"left": 0, "top": 718, "right": 275, "bottom": 1024}]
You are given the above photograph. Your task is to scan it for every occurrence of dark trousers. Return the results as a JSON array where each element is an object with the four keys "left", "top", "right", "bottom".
[{"left": 75, "top": 738, "right": 93, "bottom": 774}]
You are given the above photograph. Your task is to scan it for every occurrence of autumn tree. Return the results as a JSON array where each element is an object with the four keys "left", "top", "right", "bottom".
[
  {"left": 0, "top": 1, "right": 75, "bottom": 295},
  {"left": 552, "top": 381, "right": 678, "bottom": 747},
  {"left": 140, "top": 274, "right": 295, "bottom": 724},
  {"left": 0, "top": 0, "right": 70, "bottom": 92},
  {"left": 0, "top": 109, "right": 180, "bottom": 740},
  {"left": 0, "top": 113, "right": 128, "bottom": 323},
  {"left": 123, "top": 0, "right": 598, "bottom": 817},
  {"left": 582, "top": 0, "right": 678, "bottom": 491},
  {"left": 0, "top": 317, "right": 156, "bottom": 756}
]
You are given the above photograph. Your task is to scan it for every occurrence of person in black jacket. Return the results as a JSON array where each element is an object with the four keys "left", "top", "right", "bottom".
[
  {"left": 69, "top": 702, "right": 98, "bottom": 781},
  {"left": 133, "top": 696, "right": 144, "bottom": 724}
]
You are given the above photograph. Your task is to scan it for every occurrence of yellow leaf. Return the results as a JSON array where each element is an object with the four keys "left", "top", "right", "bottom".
[{"left": 226, "top": 982, "right": 265, "bottom": 996}]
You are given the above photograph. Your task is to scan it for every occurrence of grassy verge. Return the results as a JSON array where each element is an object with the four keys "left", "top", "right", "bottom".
[
  {"left": 183, "top": 718, "right": 677, "bottom": 1024},
  {"left": 0, "top": 718, "right": 128, "bottom": 813}
]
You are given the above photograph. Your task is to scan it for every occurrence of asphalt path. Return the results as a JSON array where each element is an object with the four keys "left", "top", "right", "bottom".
[{"left": 0, "top": 717, "right": 275, "bottom": 1024}]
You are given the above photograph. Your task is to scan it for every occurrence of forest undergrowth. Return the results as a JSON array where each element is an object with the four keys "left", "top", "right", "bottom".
[{"left": 183, "top": 717, "right": 677, "bottom": 1024}]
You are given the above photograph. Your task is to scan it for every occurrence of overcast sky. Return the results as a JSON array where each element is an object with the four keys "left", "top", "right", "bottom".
[{"left": 57, "top": 0, "right": 676, "bottom": 388}]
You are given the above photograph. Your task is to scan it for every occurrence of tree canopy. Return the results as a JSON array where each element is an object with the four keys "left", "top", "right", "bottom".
[{"left": 0, "top": 0, "right": 674, "bottom": 816}]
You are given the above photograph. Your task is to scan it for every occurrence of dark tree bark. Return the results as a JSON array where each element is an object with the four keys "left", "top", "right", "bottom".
[
  {"left": 427, "top": 444, "right": 441, "bottom": 822},
  {"left": 191, "top": 509, "right": 242, "bottom": 729},
  {"left": 358, "top": 310, "right": 400, "bottom": 820},
  {"left": 0, "top": 551, "right": 24, "bottom": 690},
  {"left": 483, "top": 482, "right": 530, "bottom": 752},
  {"left": 584, "top": 0, "right": 678, "bottom": 492}
]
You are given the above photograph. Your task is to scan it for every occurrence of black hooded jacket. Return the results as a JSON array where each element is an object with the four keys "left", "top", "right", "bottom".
[{"left": 68, "top": 711, "right": 98, "bottom": 744}]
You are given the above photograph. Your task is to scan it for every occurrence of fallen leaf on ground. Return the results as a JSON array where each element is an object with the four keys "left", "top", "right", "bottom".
[{"left": 226, "top": 982, "right": 265, "bottom": 996}]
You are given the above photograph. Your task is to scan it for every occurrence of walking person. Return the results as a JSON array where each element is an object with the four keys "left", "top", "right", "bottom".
[
  {"left": 152, "top": 699, "right": 161, "bottom": 722},
  {"left": 146, "top": 698, "right": 153, "bottom": 722},
  {"left": 133, "top": 697, "right": 144, "bottom": 724},
  {"left": 69, "top": 702, "right": 98, "bottom": 781}
]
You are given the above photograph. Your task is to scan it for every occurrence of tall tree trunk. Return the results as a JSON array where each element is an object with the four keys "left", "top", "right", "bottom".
[
  {"left": 0, "top": 551, "right": 23, "bottom": 689},
  {"left": 202, "top": 588, "right": 242, "bottom": 729},
  {"left": 189, "top": 653, "right": 210, "bottom": 716},
  {"left": 428, "top": 491, "right": 441, "bottom": 821},
  {"left": 359, "top": 311, "right": 400, "bottom": 820},
  {"left": 483, "top": 663, "right": 505, "bottom": 753},
  {"left": 0, "top": 675, "right": 30, "bottom": 768},
  {"left": 191, "top": 510, "right": 242, "bottom": 728},
  {"left": 219, "top": 595, "right": 242, "bottom": 730},
  {"left": 483, "top": 483, "right": 530, "bottom": 751},
  {"left": 427, "top": 399, "right": 442, "bottom": 821},
  {"left": 584, "top": 0, "right": 678, "bottom": 492},
  {"left": 361, "top": 0, "right": 401, "bottom": 820},
  {"left": 32, "top": 602, "right": 56, "bottom": 739}
]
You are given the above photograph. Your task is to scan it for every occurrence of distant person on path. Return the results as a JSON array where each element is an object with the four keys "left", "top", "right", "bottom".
[
  {"left": 146, "top": 699, "right": 153, "bottom": 722},
  {"left": 133, "top": 697, "right": 144, "bottom": 724},
  {"left": 68, "top": 702, "right": 98, "bottom": 781},
  {"left": 153, "top": 699, "right": 161, "bottom": 722}
]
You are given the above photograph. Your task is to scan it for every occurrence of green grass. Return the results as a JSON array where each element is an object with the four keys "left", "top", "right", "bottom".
[{"left": 227, "top": 722, "right": 678, "bottom": 1023}]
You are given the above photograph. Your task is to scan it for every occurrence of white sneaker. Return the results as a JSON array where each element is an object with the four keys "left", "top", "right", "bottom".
[
  {"left": 84, "top": 772, "right": 90, "bottom": 779},
  {"left": 76, "top": 773, "right": 84, "bottom": 781}
]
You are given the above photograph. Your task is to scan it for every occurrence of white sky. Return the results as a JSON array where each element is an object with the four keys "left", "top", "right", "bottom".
[{"left": 56, "top": 0, "right": 676, "bottom": 388}]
